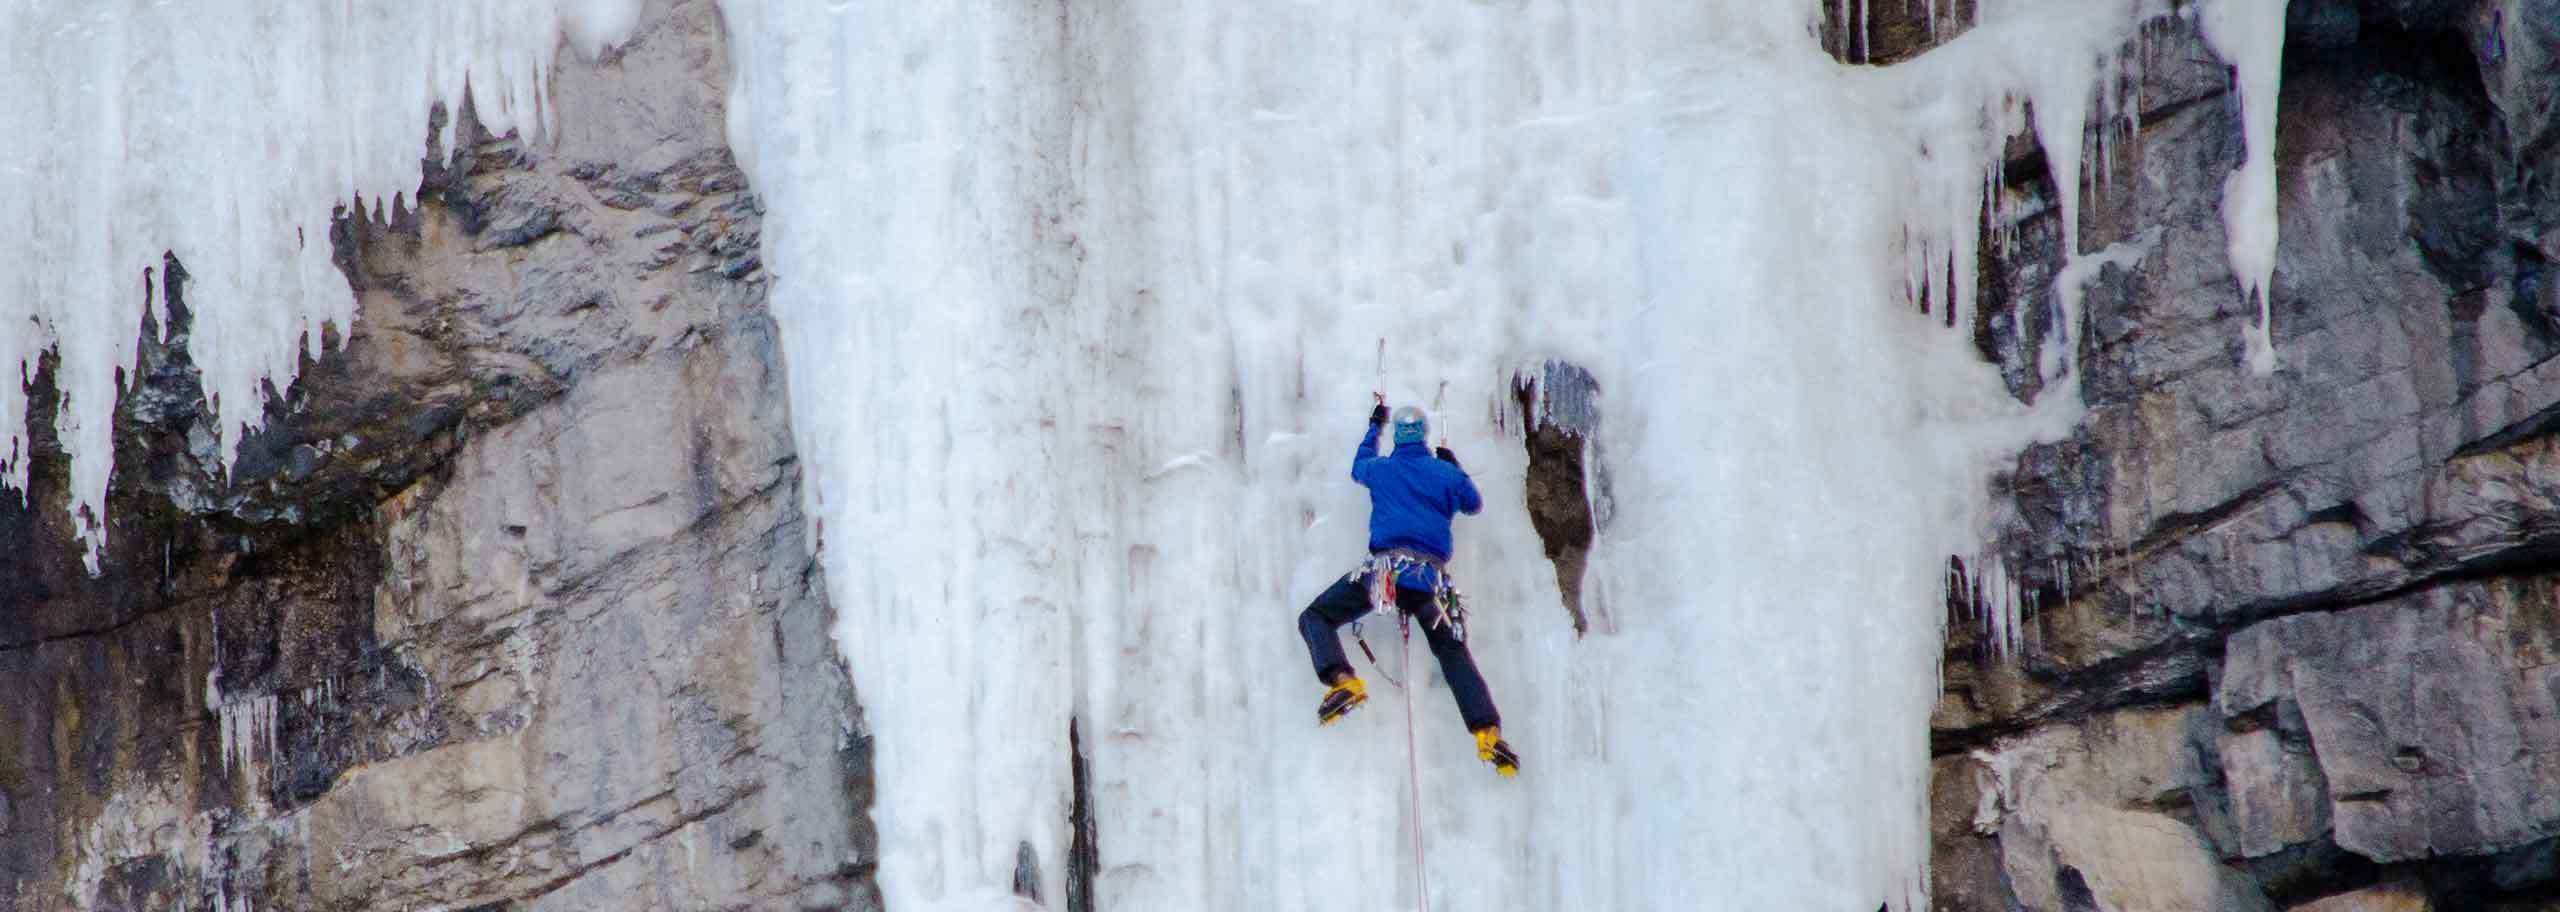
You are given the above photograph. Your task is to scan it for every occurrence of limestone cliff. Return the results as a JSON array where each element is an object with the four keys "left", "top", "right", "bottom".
[{"left": 1929, "top": 2, "right": 2560, "bottom": 909}]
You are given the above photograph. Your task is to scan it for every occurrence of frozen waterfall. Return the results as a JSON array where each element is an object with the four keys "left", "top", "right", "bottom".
[{"left": 2, "top": 0, "right": 2289, "bottom": 909}]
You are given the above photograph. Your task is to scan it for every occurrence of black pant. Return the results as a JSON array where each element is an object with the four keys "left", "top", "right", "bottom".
[{"left": 1298, "top": 577, "right": 1501, "bottom": 731}]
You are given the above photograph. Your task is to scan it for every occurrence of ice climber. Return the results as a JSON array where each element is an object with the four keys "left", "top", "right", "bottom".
[{"left": 1298, "top": 395, "right": 1521, "bottom": 777}]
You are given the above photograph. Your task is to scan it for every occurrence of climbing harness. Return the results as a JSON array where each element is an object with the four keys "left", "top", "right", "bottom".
[
  {"left": 1345, "top": 550, "right": 1471, "bottom": 692},
  {"left": 1342, "top": 551, "right": 1470, "bottom": 639},
  {"left": 1348, "top": 552, "right": 1471, "bottom": 690}
]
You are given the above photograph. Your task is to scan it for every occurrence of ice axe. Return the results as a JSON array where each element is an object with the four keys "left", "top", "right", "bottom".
[
  {"left": 1430, "top": 380, "right": 1449, "bottom": 449},
  {"left": 1373, "top": 337, "right": 1386, "bottom": 404}
]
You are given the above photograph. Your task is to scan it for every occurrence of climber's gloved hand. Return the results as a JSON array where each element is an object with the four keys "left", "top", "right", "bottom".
[
  {"left": 1371, "top": 395, "right": 1389, "bottom": 426},
  {"left": 1435, "top": 446, "right": 1460, "bottom": 466}
]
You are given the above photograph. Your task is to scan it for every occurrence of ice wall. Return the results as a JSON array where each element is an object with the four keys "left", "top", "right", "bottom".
[
  {"left": 722, "top": 1, "right": 2262, "bottom": 910},
  {"left": 0, "top": 0, "right": 639, "bottom": 569}
]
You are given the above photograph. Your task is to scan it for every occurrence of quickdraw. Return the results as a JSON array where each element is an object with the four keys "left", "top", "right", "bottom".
[{"left": 1351, "top": 621, "right": 1403, "bottom": 689}]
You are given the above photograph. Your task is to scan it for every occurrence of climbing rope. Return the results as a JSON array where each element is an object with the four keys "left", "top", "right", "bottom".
[
  {"left": 1401, "top": 610, "right": 1430, "bottom": 912},
  {"left": 1368, "top": 559, "right": 1432, "bottom": 912}
]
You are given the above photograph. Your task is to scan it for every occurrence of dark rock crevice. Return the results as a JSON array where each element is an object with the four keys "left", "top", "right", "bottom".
[
  {"left": 1510, "top": 360, "right": 1604, "bottom": 636},
  {"left": 1820, "top": 0, "right": 1980, "bottom": 67},
  {"left": 1067, "top": 715, "right": 1099, "bottom": 912}
]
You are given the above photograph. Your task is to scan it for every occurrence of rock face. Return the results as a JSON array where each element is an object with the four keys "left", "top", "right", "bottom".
[
  {"left": 1926, "top": 1, "right": 2560, "bottom": 909},
  {"left": 0, "top": 2, "right": 880, "bottom": 909}
]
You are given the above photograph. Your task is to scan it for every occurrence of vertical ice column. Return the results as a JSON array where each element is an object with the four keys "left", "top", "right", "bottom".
[
  {"left": 1611, "top": 62, "right": 1975, "bottom": 909},
  {"left": 2200, "top": 0, "right": 2288, "bottom": 375},
  {"left": 717, "top": 1, "right": 2260, "bottom": 910},
  {"left": 720, "top": 4, "right": 1085, "bottom": 909}
]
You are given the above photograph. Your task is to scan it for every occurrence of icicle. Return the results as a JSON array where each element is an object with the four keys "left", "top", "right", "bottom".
[
  {"left": 1995, "top": 555, "right": 2018, "bottom": 656},
  {"left": 1958, "top": 552, "right": 2045, "bottom": 658},
  {"left": 2024, "top": 22, "right": 2100, "bottom": 262},
  {"left": 2044, "top": 228, "right": 2162, "bottom": 382},
  {"left": 0, "top": 1, "right": 643, "bottom": 570},
  {"left": 1856, "top": 0, "right": 1870, "bottom": 63},
  {"left": 216, "top": 692, "right": 279, "bottom": 798},
  {"left": 2096, "top": 44, "right": 2130, "bottom": 199},
  {"left": 2198, "top": 0, "right": 2287, "bottom": 375}
]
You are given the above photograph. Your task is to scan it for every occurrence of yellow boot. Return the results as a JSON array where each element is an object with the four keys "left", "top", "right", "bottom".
[
  {"left": 1474, "top": 726, "right": 1521, "bottom": 777},
  {"left": 1317, "top": 674, "right": 1368, "bottom": 725}
]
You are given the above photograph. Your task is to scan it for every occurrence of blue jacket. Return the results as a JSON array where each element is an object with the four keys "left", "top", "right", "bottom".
[{"left": 1351, "top": 421, "right": 1481, "bottom": 588}]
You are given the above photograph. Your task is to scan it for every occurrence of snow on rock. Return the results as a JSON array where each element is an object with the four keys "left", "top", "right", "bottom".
[
  {"left": 0, "top": 0, "right": 641, "bottom": 570},
  {"left": 1859, "top": 0, "right": 2164, "bottom": 376}
]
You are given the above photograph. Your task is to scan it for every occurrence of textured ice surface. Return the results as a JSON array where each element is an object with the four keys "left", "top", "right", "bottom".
[{"left": 718, "top": 2, "right": 2269, "bottom": 909}]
